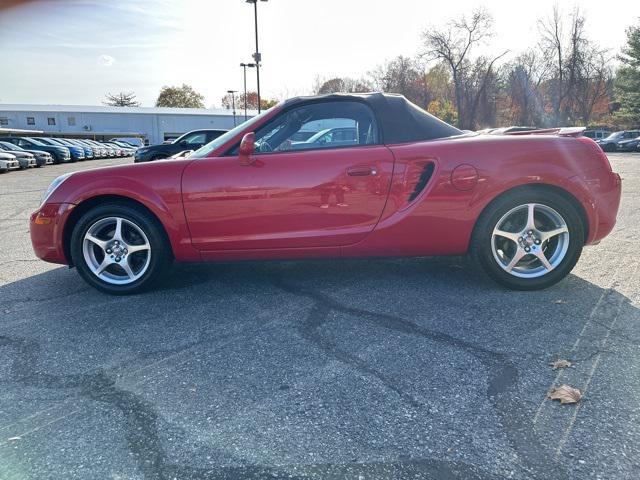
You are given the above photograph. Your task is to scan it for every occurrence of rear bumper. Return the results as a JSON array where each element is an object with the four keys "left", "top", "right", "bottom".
[
  {"left": 572, "top": 170, "right": 622, "bottom": 245},
  {"left": 30, "top": 203, "right": 75, "bottom": 265}
]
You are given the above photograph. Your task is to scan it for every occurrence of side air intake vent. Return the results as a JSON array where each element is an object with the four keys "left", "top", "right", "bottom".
[{"left": 406, "top": 161, "right": 435, "bottom": 202}]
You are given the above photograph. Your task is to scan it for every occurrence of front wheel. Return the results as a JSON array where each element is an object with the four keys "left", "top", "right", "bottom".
[
  {"left": 70, "top": 203, "right": 171, "bottom": 294},
  {"left": 472, "top": 189, "right": 584, "bottom": 290}
]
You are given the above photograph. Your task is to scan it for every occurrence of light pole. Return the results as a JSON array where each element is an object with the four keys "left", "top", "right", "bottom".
[
  {"left": 240, "top": 62, "right": 256, "bottom": 121},
  {"left": 227, "top": 90, "right": 238, "bottom": 126},
  {"left": 245, "top": 0, "right": 267, "bottom": 113}
]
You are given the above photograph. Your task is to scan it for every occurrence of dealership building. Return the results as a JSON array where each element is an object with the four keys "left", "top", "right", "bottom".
[{"left": 0, "top": 104, "right": 257, "bottom": 145}]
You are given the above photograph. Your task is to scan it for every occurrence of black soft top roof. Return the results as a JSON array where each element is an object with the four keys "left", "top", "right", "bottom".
[{"left": 282, "top": 92, "right": 462, "bottom": 144}]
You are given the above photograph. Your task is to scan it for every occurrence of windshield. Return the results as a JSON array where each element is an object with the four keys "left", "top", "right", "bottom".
[
  {"left": 190, "top": 106, "right": 277, "bottom": 158},
  {"left": 25, "top": 137, "right": 46, "bottom": 146},
  {"left": 0, "top": 142, "right": 21, "bottom": 151},
  {"left": 603, "top": 131, "right": 623, "bottom": 140}
]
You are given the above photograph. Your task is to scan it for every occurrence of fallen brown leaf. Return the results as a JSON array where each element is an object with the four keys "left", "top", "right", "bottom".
[
  {"left": 548, "top": 384, "right": 582, "bottom": 404},
  {"left": 550, "top": 359, "right": 572, "bottom": 370}
]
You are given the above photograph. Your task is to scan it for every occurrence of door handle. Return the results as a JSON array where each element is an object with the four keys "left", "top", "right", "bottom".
[{"left": 347, "top": 166, "right": 377, "bottom": 176}]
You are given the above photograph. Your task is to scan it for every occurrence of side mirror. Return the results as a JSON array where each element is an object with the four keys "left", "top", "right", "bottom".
[
  {"left": 239, "top": 132, "right": 256, "bottom": 166},
  {"left": 179, "top": 140, "right": 188, "bottom": 147}
]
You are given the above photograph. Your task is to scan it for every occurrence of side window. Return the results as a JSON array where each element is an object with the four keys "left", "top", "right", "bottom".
[
  {"left": 17, "top": 139, "right": 30, "bottom": 148},
  {"left": 207, "top": 131, "right": 224, "bottom": 142},
  {"left": 252, "top": 101, "right": 378, "bottom": 154},
  {"left": 181, "top": 132, "right": 207, "bottom": 146}
]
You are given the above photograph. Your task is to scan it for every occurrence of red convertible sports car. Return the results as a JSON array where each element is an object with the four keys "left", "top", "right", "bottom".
[{"left": 30, "top": 93, "right": 621, "bottom": 294}]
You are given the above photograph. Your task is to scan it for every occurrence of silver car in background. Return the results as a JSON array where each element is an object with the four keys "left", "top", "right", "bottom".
[{"left": 0, "top": 151, "right": 21, "bottom": 172}]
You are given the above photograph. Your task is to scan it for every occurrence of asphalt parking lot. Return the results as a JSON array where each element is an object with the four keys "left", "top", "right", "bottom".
[{"left": 0, "top": 154, "right": 638, "bottom": 480}]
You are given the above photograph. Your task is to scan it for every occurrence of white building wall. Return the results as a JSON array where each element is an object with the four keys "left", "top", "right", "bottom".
[{"left": 0, "top": 105, "right": 253, "bottom": 145}]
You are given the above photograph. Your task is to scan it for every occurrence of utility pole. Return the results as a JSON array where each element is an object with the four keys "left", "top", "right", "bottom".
[
  {"left": 246, "top": 0, "right": 267, "bottom": 113},
  {"left": 227, "top": 90, "right": 238, "bottom": 126}
]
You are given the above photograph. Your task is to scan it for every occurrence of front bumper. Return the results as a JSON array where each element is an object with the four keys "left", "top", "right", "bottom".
[
  {"left": 30, "top": 203, "right": 75, "bottom": 265},
  {"left": 34, "top": 155, "right": 50, "bottom": 167},
  {"left": 616, "top": 144, "right": 638, "bottom": 152}
]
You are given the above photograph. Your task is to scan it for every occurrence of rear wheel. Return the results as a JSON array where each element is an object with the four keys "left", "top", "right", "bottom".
[
  {"left": 472, "top": 189, "right": 584, "bottom": 290},
  {"left": 70, "top": 203, "right": 171, "bottom": 295}
]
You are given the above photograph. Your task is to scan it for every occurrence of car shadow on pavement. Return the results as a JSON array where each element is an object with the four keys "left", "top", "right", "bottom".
[{"left": 0, "top": 257, "right": 638, "bottom": 480}]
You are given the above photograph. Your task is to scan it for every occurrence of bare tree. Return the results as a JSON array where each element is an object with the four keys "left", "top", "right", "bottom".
[
  {"left": 538, "top": 6, "right": 612, "bottom": 126},
  {"left": 503, "top": 52, "right": 548, "bottom": 126},
  {"left": 422, "top": 8, "right": 508, "bottom": 129},
  {"left": 572, "top": 50, "right": 612, "bottom": 125},
  {"left": 369, "top": 56, "right": 429, "bottom": 107},
  {"left": 103, "top": 92, "right": 140, "bottom": 107}
]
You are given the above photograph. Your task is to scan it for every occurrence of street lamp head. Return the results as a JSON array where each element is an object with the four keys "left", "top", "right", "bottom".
[
  {"left": 227, "top": 90, "right": 238, "bottom": 94},
  {"left": 245, "top": 0, "right": 268, "bottom": 3}
]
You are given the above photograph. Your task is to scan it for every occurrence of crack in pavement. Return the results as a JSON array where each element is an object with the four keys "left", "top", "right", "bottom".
[
  {"left": 270, "top": 276, "right": 561, "bottom": 480},
  {"left": 0, "top": 325, "right": 508, "bottom": 480}
]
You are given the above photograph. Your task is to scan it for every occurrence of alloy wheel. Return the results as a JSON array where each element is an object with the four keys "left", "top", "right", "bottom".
[
  {"left": 82, "top": 217, "right": 151, "bottom": 285},
  {"left": 491, "top": 203, "right": 570, "bottom": 279}
]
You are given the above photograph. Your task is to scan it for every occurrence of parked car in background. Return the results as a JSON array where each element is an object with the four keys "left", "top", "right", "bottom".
[
  {"left": 0, "top": 151, "right": 20, "bottom": 172},
  {"left": 103, "top": 142, "right": 127, "bottom": 157},
  {"left": 95, "top": 141, "right": 118, "bottom": 157},
  {"left": 597, "top": 131, "right": 640, "bottom": 152},
  {"left": 0, "top": 145, "right": 36, "bottom": 169},
  {"left": 134, "top": 129, "right": 227, "bottom": 163},
  {"left": 37, "top": 137, "right": 85, "bottom": 161},
  {"left": 67, "top": 139, "right": 102, "bottom": 159},
  {"left": 82, "top": 140, "right": 109, "bottom": 158},
  {"left": 583, "top": 129, "right": 610, "bottom": 141},
  {"left": 616, "top": 135, "right": 640, "bottom": 152},
  {"left": 0, "top": 141, "right": 53, "bottom": 167},
  {"left": 110, "top": 137, "right": 145, "bottom": 148},
  {"left": 1, "top": 137, "right": 71, "bottom": 163},
  {"left": 111, "top": 140, "right": 138, "bottom": 154},
  {"left": 291, "top": 127, "right": 358, "bottom": 149},
  {"left": 55, "top": 138, "right": 94, "bottom": 159}
]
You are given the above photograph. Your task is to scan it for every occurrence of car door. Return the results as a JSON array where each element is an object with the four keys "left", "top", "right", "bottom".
[{"left": 182, "top": 100, "right": 394, "bottom": 251}]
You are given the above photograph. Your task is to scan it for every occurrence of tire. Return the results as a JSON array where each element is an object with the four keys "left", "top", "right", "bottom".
[
  {"left": 472, "top": 188, "right": 584, "bottom": 290},
  {"left": 70, "top": 202, "right": 171, "bottom": 295}
]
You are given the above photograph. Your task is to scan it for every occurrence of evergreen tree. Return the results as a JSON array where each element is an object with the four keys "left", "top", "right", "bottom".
[{"left": 615, "top": 25, "right": 640, "bottom": 126}]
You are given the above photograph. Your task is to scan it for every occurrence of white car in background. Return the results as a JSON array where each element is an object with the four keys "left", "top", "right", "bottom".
[
  {"left": 0, "top": 151, "right": 20, "bottom": 173},
  {"left": 0, "top": 147, "right": 36, "bottom": 169}
]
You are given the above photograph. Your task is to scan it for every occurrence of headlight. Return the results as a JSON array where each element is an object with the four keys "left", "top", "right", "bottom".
[{"left": 41, "top": 173, "right": 72, "bottom": 205}]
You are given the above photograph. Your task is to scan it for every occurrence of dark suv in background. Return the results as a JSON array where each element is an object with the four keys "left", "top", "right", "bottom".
[{"left": 134, "top": 129, "right": 227, "bottom": 163}]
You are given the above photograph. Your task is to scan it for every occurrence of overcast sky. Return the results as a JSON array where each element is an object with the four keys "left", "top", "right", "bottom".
[{"left": 0, "top": 0, "right": 638, "bottom": 107}]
